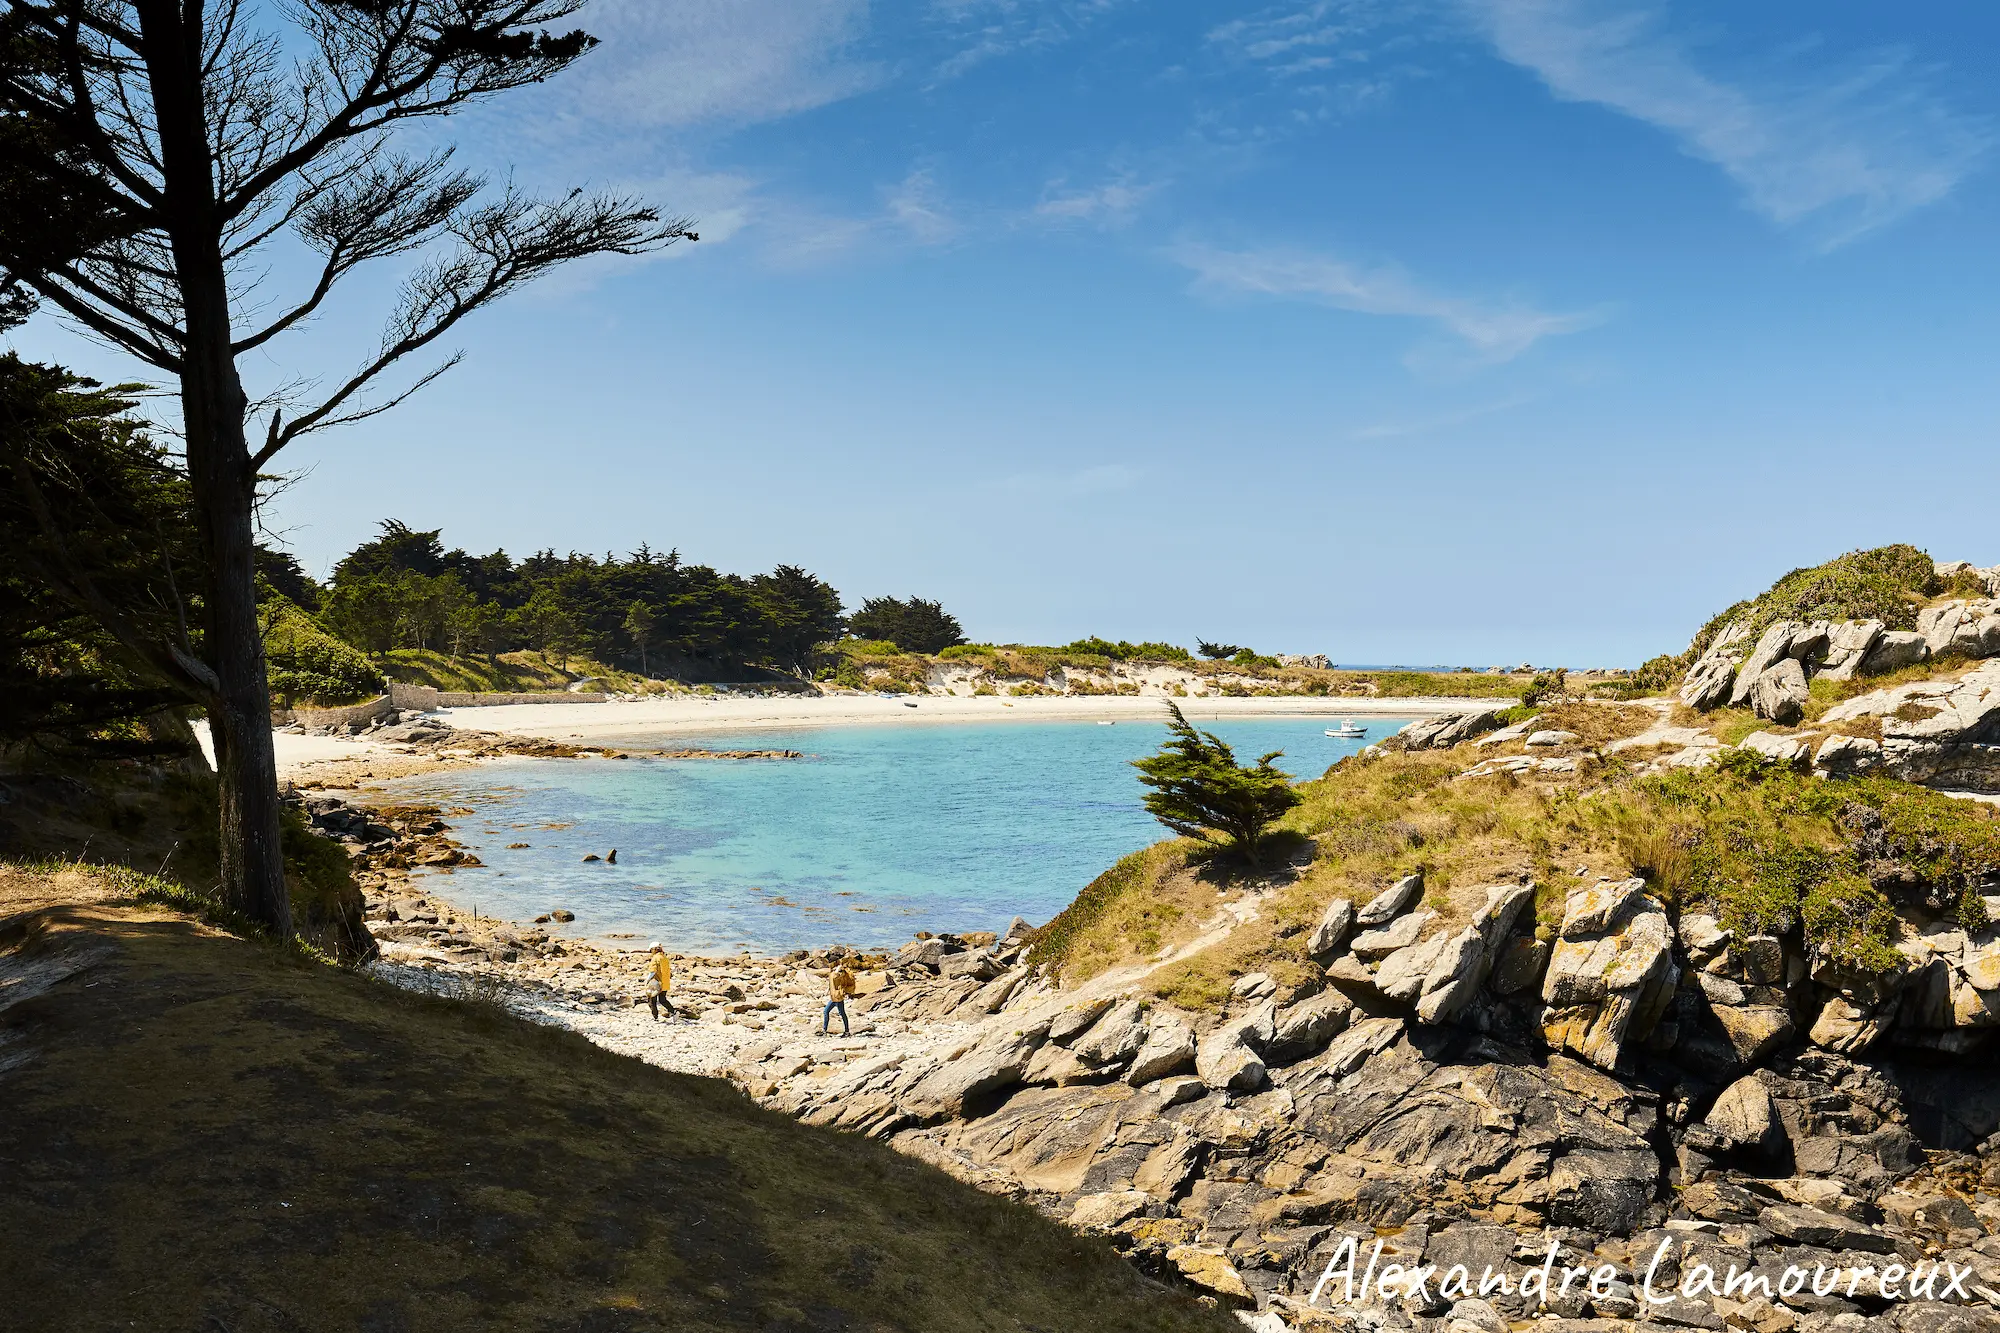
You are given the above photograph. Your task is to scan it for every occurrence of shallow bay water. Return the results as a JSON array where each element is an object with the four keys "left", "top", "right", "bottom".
[{"left": 381, "top": 716, "right": 1408, "bottom": 954}]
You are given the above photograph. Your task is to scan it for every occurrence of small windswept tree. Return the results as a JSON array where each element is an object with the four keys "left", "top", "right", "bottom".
[
  {"left": 1132, "top": 702, "right": 1301, "bottom": 866},
  {"left": 1196, "top": 640, "right": 1242, "bottom": 661}
]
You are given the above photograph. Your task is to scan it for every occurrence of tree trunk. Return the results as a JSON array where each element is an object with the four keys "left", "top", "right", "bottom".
[{"left": 140, "top": 0, "right": 292, "bottom": 936}]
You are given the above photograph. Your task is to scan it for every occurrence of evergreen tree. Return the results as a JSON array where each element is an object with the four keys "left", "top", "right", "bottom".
[
  {"left": 1131, "top": 703, "right": 1302, "bottom": 866},
  {"left": 623, "top": 601, "right": 656, "bottom": 676},
  {"left": 850, "top": 595, "right": 964, "bottom": 654}
]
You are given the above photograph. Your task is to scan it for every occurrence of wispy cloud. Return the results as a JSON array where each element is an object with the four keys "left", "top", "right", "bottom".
[
  {"left": 1029, "top": 176, "right": 1159, "bottom": 228},
  {"left": 885, "top": 170, "right": 959, "bottom": 244},
  {"left": 1207, "top": 0, "right": 1393, "bottom": 77},
  {"left": 1170, "top": 242, "right": 1600, "bottom": 363},
  {"left": 928, "top": 0, "right": 1129, "bottom": 83},
  {"left": 753, "top": 169, "right": 964, "bottom": 268},
  {"left": 576, "top": 0, "right": 880, "bottom": 129},
  {"left": 1461, "top": 0, "right": 1989, "bottom": 247}
]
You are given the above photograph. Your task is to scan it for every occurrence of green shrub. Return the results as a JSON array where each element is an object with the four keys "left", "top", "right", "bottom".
[
  {"left": 1687, "top": 544, "right": 1936, "bottom": 661},
  {"left": 261, "top": 593, "right": 382, "bottom": 705}
]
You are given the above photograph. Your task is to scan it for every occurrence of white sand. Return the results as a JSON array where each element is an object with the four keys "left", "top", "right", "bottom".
[
  {"left": 196, "top": 721, "right": 400, "bottom": 778},
  {"left": 436, "top": 691, "right": 1486, "bottom": 744}
]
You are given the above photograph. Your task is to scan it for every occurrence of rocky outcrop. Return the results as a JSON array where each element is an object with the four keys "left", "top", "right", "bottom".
[
  {"left": 1681, "top": 621, "right": 1753, "bottom": 709},
  {"left": 1818, "top": 661, "right": 2000, "bottom": 791},
  {"left": 1541, "top": 880, "right": 1677, "bottom": 1070},
  {"left": 1749, "top": 656, "right": 1811, "bottom": 723},
  {"left": 1397, "top": 711, "right": 1503, "bottom": 750},
  {"left": 1922, "top": 600, "right": 2000, "bottom": 659}
]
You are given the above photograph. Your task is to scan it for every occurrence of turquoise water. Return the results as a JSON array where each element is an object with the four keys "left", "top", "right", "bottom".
[{"left": 382, "top": 717, "right": 1409, "bottom": 955}]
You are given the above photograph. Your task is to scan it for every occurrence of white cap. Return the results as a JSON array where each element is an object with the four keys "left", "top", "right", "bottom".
[{"left": 649, "top": 941, "right": 662, "bottom": 950}]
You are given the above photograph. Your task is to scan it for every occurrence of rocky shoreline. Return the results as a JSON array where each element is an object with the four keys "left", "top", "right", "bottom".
[{"left": 313, "top": 618, "right": 2000, "bottom": 1333}]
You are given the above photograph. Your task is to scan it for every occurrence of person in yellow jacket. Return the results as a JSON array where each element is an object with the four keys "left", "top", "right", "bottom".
[
  {"left": 821, "top": 963, "right": 856, "bottom": 1037},
  {"left": 644, "top": 943, "right": 675, "bottom": 1021}
]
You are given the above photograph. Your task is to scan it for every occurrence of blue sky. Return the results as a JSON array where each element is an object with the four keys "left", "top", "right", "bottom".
[{"left": 11, "top": 0, "right": 2000, "bottom": 666}]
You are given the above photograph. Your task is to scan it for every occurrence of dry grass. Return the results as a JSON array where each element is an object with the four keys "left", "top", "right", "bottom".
[
  {"left": 1036, "top": 733, "right": 2000, "bottom": 1011},
  {"left": 0, "top": 863, "right": 1234, "bottom": 1333}
]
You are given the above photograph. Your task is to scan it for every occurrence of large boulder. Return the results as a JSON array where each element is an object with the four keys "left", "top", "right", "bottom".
[
  {"left": 1350, "top": 910, "right": 1432, "bottom": 959},
  {"left": 1730, "top": 621, "right": 1814, "bottom": 707},
  {"left": 1266, "top": 989, "right": 1352, "bottom": 1063},
  {"left": 1858, "top": 629, "right": 1930, "bottom": 675},
  {"left": 1397, "top": 711, "right": 1502, "bottom": 751},
  {"left": 1125, "top": 1017, "right": 1197, "bottom": 1085},
  {"left": 1709, "top": 1075, "right": 1783, "bottom": 1153},
  {"left": 1748, "top": 657, "right": 1810, "bottom": 724},
  {"left": 1306, "top": 897, "right": 1356, "bottom": 956},
  {"left": 1356, "top": 873, "right": 1424, "bottom": 927},
  {"left": 1818, "top": 619, "right": 1886, "bottom": 680},
  {"left": 1919, "top": 599, "right": 2000, "bottom": 659},
  {"left": 1413, "top": 884, "right": 1535, "bottom": 1025},
  {"left": 1682, "top": 621, "right": 1753, "bottom": 710},
  {"left": 1195, "top": 1003, "right": 1275, "bottom": 1091},
  {"left": 1541, "top": 879, "right": 1678, "bottom": 1070},
  {"left": 1680, "top": 654, "right": 1739, "bottom": 710},
  {"left": 1067, "top": 998, "right": 1149, "bottom": 1066}
]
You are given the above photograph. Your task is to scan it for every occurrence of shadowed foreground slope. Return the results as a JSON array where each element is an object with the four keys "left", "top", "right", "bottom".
[{"left": 0, "top": 869, "right": 1231, "bottom": 1333}]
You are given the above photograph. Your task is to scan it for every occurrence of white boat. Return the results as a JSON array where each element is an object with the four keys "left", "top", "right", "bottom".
[
  {"left": 1096, "top": 720, "right": 1115, "bottom": 726},
  {"left": 1325, "top": 721, "right": 1368, "bottom": 738}
]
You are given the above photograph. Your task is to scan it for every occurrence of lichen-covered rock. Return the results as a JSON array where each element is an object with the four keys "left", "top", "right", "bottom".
[
  {"left": 1351, "top": 910, "right": 1433, "bottom": 960},
  {"left": 1068, "top": 998, "right": 1148, "bottom": 1065},
  {"left": 1268, "top": 989, "right": 1352, "bottom": 1064},
  {"left": 1740, "top": 730, "right": 1810, "bottom": 766},
  {"left": 1815, "top": 733, "right": 1884, "bottom": 776},
  {"left": 1731, "top": 621, "right": 1820, "bottom": 708},
  {"left": 1356, "top": 873, "right": 1425, "bottom": 927},
  {"left": 1125, "top": 1016, "right": 1197, "bottom": 1085},
  {"left": 1820, "top": 619, "right": 1887, "bottom": 680},
  {"left": 1683, "top": 621, "right": 1753, "bottom": 710},
  {"left": 1196, "top": 1003, "right": 1275, "bottom": 1091},
  {"left": 1308, "top": 897, "right": 1356, "bottom": 955},
  {"left": 1414, "top": 884, "right": 1535, "bottom": 1025},
  {"left": 1541, "top": 880, "right": 1678, "bottom": 1070},
  {"left": 1397, "top": 711, "right": 1502, "bottom": 751},
  {"left": 1047, "top": 997, "right": 1115, "bottom": 1045},
  {"left": 1709, "top": 1074, "right": 1783, "bottom": 1152},
  {"left": 1919, "top": 599, "right": 2000, "bottom": 659},
  {"left": 1165, "top": 1245, "right": 1254, "bottom": 1304},
  {"left": 1750, "top": 658, "right": 1811, "bottom": 724}
]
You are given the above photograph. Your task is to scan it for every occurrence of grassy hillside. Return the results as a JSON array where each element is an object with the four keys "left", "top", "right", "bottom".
[
  {"left": 0, "top": 863, "right": 1232, "bottom": 1333},
  {"left": 1683, "top": 543, "right": 1942, "bottom": 663},
  {"left": 1028, "top": 721, "right": 2000, "bottom": 1008},
  {"left": 381, "top": 647, "right": 656, "bottom": 694}
]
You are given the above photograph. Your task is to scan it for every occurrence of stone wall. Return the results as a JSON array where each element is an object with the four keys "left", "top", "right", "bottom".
[
  {"left": 283, "top": 694, "right": 397, "bottom": 730},
  {"left": 386, "top": 681, "right": 606, "bottom": 710}
]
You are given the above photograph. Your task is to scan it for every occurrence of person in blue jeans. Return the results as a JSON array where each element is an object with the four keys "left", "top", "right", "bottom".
[{"left": 821, "top": 963, "right": 856, "bottom": 1036}]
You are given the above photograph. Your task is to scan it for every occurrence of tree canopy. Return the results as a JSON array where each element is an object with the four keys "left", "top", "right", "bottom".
[
  {"left": 1131, "top": 703, "right": 1302, "bottom": 865},
  {"left": 312, "top": 522, "right": 849, "bottom": 677},
  {"left": 850, "top": 596, "right": 965, "bottom": 655}
]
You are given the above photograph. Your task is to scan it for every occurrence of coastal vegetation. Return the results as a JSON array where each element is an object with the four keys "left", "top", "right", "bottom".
[
  {"left": 847, "top": 594, "right": 966, "bottom": 654},
  {"left": 1132, "top": 702, "right": 1303, "bottom": 867},
  {"left": 314, "top": 521, "right": 847, "bottom": 680},
  {"left": 1029, "top": 718, "right": 2000, "bottom": 1006}
]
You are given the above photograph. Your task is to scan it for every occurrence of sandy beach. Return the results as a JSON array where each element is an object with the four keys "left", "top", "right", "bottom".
[{"left": 434, "top": 689, "right": 1484, "bottom": 745}]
